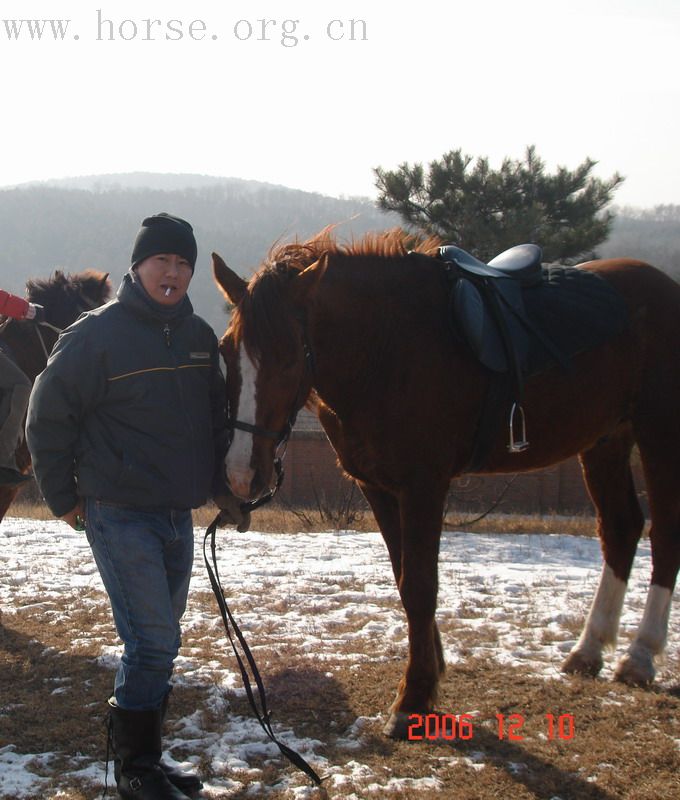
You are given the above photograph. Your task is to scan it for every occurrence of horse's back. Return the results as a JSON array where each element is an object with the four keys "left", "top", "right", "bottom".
[
  {"left": 582, "top": 258, "right": 680, "bottom": 368},
  {"left": 561, "top": 259, "right": 680, "bottom": 459},
  {"left": 580, "top": 257, "right": 680, "bottom": 315}
]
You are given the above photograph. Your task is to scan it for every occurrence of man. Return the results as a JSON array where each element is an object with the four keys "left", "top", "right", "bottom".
[
  {"left": 0, "top": 290, "right": 44, "bottom": 486},
  {"left": 27, "top": 213, "right": 227, "bottom": 799}
]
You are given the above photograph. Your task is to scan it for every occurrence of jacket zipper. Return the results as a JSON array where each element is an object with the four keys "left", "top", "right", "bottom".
[{"left": 163, "top": 323, "right": 171, "bottom": 347}]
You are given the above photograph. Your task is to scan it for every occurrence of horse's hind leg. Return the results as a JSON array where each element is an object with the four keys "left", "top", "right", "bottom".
[
  {"left": 563, "top": 427, "right": 644, "bottom": 676},
  {"left": 614, "top": 434, "right": 680, "bottom": 684}
]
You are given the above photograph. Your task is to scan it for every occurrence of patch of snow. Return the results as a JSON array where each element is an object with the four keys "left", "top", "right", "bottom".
[{"left": 0, "top": 517, "right": 677, "bottom": 798}]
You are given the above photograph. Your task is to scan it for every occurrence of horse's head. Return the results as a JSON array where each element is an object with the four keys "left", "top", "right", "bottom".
[
  {"left": 212, "top": 248, "right": 326, "bottom": 501},
  {"left": 25, "top": 269, "right": 111, "bottom": 330}
]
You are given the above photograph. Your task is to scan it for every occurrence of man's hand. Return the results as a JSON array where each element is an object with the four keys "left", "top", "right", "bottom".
[
  {"left": 60, "top": 501, "right": 86, "bottom": 531},
  {"left": 213, "top": 490, "right": 251, "bottom": 532},
  {"left": 26, "top": 303, "right": 46, "bottom": 323}
]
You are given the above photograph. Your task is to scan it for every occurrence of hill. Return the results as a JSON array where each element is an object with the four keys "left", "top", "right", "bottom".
[
  {"left": 599, "top": 204, "right": 680, "bottom": 280},
  {"left": 2, "top": 174, "right": 679, "bottom": 332},
  {"left": 0, "top": 173, "right": 398, "bottom": 332}
]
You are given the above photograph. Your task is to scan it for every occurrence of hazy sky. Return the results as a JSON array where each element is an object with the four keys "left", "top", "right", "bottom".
[{"left": 2, "top": 0, "right": 679, "bottom": 207}]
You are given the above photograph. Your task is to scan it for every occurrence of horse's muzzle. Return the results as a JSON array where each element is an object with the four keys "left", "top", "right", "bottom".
[{"left": 225, "top": 463, "right": 270, "bottom": 503}]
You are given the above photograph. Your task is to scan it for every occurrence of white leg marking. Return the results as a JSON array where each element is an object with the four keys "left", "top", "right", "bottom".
[
  {"left": 630, "top": 584, "right": 672, "bottom": 657},
  {"left": 574, "top": 564, "right": 627, "bottom": 660},
  {"left": 615, "top": 585, "right": 672, "bottom": 684},
  {"left": 225, "top": 344, "right": 258, "bottom": 499}
]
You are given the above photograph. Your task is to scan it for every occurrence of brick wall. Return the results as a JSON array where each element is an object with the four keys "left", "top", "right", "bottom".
[{"left": 280, "top": 429, "right": 648, "bottom": 516}]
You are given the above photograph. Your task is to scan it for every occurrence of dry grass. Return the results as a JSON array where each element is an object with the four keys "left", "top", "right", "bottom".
[
  {"left": 10, "top": 498, "right": 599, "bottom": 536},
  {"left": 2, "top": 590, "right": 679, "bottom": 800},
  {"left": 4, "top": 492, "right": 668, "bottom": 800}
]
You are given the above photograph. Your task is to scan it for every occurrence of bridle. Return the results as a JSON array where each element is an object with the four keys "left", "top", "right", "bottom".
[{"left": 226, "top": 323, "right": 316, "bottom": 513}]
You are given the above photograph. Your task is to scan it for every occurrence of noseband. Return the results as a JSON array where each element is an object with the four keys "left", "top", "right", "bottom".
[{"left": 226, "top": 324, "right": 315, "bottom": 513}]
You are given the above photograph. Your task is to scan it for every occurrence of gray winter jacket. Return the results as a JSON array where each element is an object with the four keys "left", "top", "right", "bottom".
[{"left": 26, "top": 272, "right": 227, "bottom": 517}]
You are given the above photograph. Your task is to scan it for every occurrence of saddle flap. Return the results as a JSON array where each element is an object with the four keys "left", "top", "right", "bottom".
[{"left": 453, "top": 278, "right": 530, "bottom": 373}]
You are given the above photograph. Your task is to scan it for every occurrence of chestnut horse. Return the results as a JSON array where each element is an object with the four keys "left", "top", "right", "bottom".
[
  {"left": 212, "top": 229, "right": 680, "bottom": 738},
  {"left": 0, "top": 270, "right": 111, "bottom": 522}
]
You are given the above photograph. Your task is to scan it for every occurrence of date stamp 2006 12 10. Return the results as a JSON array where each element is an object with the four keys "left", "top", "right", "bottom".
[{"left": 407, "top": 712, "right": 576, "bottom": 742}]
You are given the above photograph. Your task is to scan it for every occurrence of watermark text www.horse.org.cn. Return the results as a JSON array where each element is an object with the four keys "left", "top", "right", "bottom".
[{"left": 1, "top": 11, "right": 368, "bottom": 46}]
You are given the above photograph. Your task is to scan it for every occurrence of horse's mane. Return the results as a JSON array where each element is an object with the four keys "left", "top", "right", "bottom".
[
  {"left": 267, "top": 226, "right": 441, "bottom": 270},
  {"left": 229, "top": 227, "right": 441, "bottom": 362},
  {"left": 25, "top": 269, "right": 111, "bottom": 306}
]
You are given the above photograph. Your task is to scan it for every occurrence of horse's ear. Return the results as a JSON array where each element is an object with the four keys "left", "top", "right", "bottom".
[
  {"left": 291, "top": 254, "right": 328, "bottom": 308},
  {"left": 212, "top": 252, "right": 247, "bottom": 305}
]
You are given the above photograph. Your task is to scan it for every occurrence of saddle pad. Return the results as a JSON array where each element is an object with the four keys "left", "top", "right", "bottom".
[{"left": 522, "top": 266, "right": 629, "bottom": 375}]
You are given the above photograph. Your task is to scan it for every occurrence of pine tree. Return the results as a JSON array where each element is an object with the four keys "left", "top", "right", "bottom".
[{"left": 374, "top": 146, "right": 624, "bottom": 263}]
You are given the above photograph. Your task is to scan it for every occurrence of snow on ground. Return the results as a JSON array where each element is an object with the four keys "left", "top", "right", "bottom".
[{"left": 0, "top": 517, "right": 677, "bottom": 798}]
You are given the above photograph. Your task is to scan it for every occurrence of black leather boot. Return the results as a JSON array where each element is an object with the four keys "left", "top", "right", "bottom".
[
  {"left": 158, "top": 690, "right": 203, "bottom": 798},
  {"left": 108, "top": 699, "right": 190, "bottom": 799}
]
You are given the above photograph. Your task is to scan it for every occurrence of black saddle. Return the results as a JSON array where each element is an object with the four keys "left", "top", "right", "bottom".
[
  {"left": 438, "top": 243, "right": 629, "bottom": 467},
  {"left": 439, "top": 243, "right": 542, "bottom": 287},
  {"left": 440, "top": 244, "right": 545, "bottom": 380},
  {"left": 440, "top": 243, "right": 545, "bottom": 455}
]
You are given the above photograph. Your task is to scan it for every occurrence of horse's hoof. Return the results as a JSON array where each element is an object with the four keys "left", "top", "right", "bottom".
[
  {"left": 383, "top": 711, "right": 412, "bottom": 739},
  {"left": 614, "top": 651, "right": 655, "bottom": 686},
  {"left": 561, "top": 649, "right": 603, "bottom": 677}
]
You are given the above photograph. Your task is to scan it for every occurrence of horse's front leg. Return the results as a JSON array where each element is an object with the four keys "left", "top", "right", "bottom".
[
  {"left": 383, "top": 481, "right": 448, "bottom": 739},
  {"left": 0, "top": 486, "right": 19, "bottom": 524}
]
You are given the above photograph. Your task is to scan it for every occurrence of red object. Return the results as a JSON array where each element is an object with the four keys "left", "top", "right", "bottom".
[{"left": 0, "top": 290, "right": 29, "bottom": 319}]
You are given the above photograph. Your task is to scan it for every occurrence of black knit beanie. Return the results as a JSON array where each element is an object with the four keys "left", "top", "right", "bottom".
[{"left": 131, "top": 213, "right": 197, "bottom": 272}]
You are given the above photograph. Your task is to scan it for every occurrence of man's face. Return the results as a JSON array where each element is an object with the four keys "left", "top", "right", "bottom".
[{"left": 134, "top": 253, "right": 193, "bottom": 305}]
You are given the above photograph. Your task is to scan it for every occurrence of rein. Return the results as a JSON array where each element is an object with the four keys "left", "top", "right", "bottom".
[
  {"left": 202, "top": 513, "right": 323, "bottom": 786},
  {"left": 31, "top": 288, "right": 101, "bottom": 360},
  {"left": 203, "top": 321, "right": 323, "bottom": 785},
  {"left": 0, "top": 317, "right": 61, "bottom": 361},
  {"left": 34, "top": 321, "right": 62, "bottom": 360}
]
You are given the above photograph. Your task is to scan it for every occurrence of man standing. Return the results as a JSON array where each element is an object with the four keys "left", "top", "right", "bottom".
[{"left": 27, "top": 213, "right": 227, "bottom": 799}]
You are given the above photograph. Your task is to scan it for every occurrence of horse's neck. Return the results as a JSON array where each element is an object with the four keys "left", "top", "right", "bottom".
[
  {"left": 0, "top": 322, "right": 48, "bottom": 381},
  {"left": 307, "top": 255, "right": 460, "bottom": 424},
  {"left": 309, "top": 271, "right": 420, "bottom": 415}
]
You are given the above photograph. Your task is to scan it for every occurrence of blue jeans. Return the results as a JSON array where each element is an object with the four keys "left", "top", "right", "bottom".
[{"left": 85, "top": 498, "right": 194, "bottom": 710}]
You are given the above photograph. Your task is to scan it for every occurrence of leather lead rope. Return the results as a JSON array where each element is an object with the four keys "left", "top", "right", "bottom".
[
  {"left": 202, "top": 513, "right": 323, "bottom": 787},
  {"left": 34, "top": 323, "right": 59, "bottom": 360}
]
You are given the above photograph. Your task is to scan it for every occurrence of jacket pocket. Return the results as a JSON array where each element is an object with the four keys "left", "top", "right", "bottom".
[{"left": 116, "top": 452, "right": 162, "bottom": 490}]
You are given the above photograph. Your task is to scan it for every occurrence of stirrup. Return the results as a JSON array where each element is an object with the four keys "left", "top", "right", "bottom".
[{"left": 507, "top": 403, "right": 529, "bottom": 453}]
